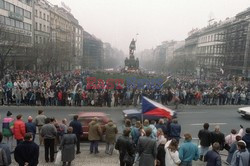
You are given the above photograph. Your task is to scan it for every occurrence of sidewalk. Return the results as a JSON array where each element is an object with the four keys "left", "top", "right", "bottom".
[{"left": 11, "top": 143, "right": 228, "bottom": 166}]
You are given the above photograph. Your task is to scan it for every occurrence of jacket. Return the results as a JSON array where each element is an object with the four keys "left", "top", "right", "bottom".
[
  {"left": 35, "top": 115, "right": 46, "bottom": 126},
  {"left": 60, "top": 134, "right": 77, "bottom": 162},
  {"left": 179, "top": 140, "right": 199, "bottom": 162},
  {"left": 137, "top": 136, "right": 157, "bottom": 166},
  {"left": 40, "top": 123, "right": 57, "bottom": 139},
  {"left": 165, "top": 140, "right": 181, "bottom": 166},
  {"left": 69, "top": 120, "right": 82, "bottom": 136},
  {"left": 13, "top": 120, "right": 26, "bottom": 140},
  {"left": 115, "top": 135, "right": 135, "bottom": 159},
  {"left": 231, "top": 149, "right": 249, "bottom": 166},
  {"left": 2, "top": 118, "right": 14, "bottom": 137},
  {"left": 14, "top": 141, "right": 39, "bottom": 166},
  {"left": 204, "top": 150, "right": 221, "bottom": 166},
  {"left": 210, "top": 131, "right": 225, "bottom": 150},
  {"left": 104, "top": 122, "right": 118, "bottom": 144},
  {"left": 169, "top": 123, "right": 181, "bottom": 140},
  {"left": 242, "top": 133, "right": 250, "bottom": 151},
  {"left": 0, "top": 146, "right": 8, "bottom": 166},
  {"left": 26, "top": 122, "right": 36, "bottom": 135},
  {"left": 198, "top": 129, "right": 211, "bottom": 147},
  {"left": 0, "top": 143, "right": 11, "bottom": 166},
  {"left": 157, "top": 144, "right": 166, "bottom": 166},
  {"left": 88, "top": 120, "right": 102, "bottom": 141}
]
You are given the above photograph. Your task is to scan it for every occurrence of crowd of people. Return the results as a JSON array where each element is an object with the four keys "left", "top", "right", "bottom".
[
  {"left": 1, "top": 71, "right": 250, "bottom": 108},
  {"left": 0, "top": 109, "right": 249, "bottom": 166}
]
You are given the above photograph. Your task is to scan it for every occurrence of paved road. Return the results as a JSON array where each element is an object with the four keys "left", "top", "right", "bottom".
[{"left": 0, "top": 105, "right": 248, "bottom": 136}]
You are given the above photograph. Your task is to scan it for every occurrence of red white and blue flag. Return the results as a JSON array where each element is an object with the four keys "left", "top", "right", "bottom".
[{"left": 142, "top": 96, "right": 175, "bottom": 119}]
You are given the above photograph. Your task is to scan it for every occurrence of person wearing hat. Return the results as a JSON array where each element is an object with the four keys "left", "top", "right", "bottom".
[
  {"left": 26, "top": 116, "right": 36, "bottom": 141},
  {"left": 231, "top": 140, "right": 250, "bottom": 166},
  {"left": 2, "top": 111, "right": 14, "bottom": 151}
]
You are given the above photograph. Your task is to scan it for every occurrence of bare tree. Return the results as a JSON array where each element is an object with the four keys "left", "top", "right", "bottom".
[{"left": 0, "top": 23, "right": 20, "bottom": 79}]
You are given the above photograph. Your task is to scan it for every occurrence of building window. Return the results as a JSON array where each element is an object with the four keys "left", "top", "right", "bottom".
[
  {"left": 9, "top": 3, "right": 14, "bottom": 12},
  {"left": 47, "top": 15, "right": 49, "bottom": 21},
  {"left": 24, "top": 23, "right": 31, "bottom": 31},
  {"left": 43, "top": 13, "right": 45, "bottom": 20},
  {"left": 39, "top": 11, "right": 42, "bottom": 18},
  {"left": 39, "top": 23, "right": 42, "bottom": 31},
  {"left": 35, "top": 9, "right": 38, "bottom": 16},
  {"left": 47, "top": 26, "right": 49, "bottom": 32},
  {"left": 15, "top": 6, "right": 24, "bottom": 16},
  {"left": 35, "top": 22, "right": 37, "bottom": 30},
  {"left": 24, "top": 10, "right": 31, "bottom": 19},
  {"left": 35, "top": 35, "right": 38, "bottom": 43},
  {"left": 4, "top": 2, "right": 9, "bottom": 10},
  {"left": 0, "top": 15, "right": 4, "bottom": 24},
  {"left": 0, "top": 0, "right": 4, "bottom": 9},
  {"left": 43, "top": 25, "right": 46, "bottom": 32}
]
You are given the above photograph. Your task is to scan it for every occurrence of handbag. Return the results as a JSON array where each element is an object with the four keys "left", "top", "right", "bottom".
[{"left": 55, "top": 150, "right": 62, "bottom": 165}]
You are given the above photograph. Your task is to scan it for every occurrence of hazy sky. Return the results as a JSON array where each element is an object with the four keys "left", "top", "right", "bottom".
[{"left": 50, "top": 0, "right": 250, "bottom": 53}]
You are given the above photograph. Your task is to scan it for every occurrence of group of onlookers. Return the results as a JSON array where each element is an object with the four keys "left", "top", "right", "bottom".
[
  {"left": 0, "top": 109, "right": 250, "bottom": 166},
  {"left": 115, "top": 119, "right": 250, "bottom": 166}
]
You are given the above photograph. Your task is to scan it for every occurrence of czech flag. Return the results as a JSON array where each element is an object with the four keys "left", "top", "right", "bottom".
[{"left": 142, "top": 96, "right": 175, "bottom": 119}]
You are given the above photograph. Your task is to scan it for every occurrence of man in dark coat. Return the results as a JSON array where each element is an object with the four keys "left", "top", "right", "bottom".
[
  {"left": 26, "top": 116, "right": 36, "bottom": 141},
  {"left": 137, "top": 128, "right": 157, "bottom": 166},
  {"left": 204, "top": 142, "right": 222, "bottom": 166},
  {"left": 242, "top": 127, "right": 250, "bottom": 152},
  {"left": 14, "top": 133, "right": 39, "bottom": 166},
  {"left": 198, "top": 123, "right": 211, "bottom": 161},
  {"left": 115, "top": 128, "right": 135, "bottom": 166},
  {"left": 69, "top": 115, "right": 82, "bottom": 154},
  {"left": 210, "top": 126, "right": 225, "bottom": 150},
  {"left": 169, "top": 119, "right": 181, "bottom": 141}
]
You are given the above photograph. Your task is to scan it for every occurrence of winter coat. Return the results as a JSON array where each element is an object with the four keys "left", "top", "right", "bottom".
[
  {"left": 210, "top": 131, "right": 225, "bottom": 150},
  {"left": 204, "top": 150, "right": 222, "bottom": 166},
  {"left": 2, "top": 117, "right": 14, "bottom": 137},
  {"left": 0, "top": 143, "right": 11, "bottom": 166},
  {"left": 179, "top": 140, "right": 199, "bottom": 162},
  {"left": 198, "top": 129, "right": 211, "bottom": 147},
  {"left": 231, "top": 149, "right": 250, "bottom": 166},
  {"left": 88, "top": 120, "right": 102, "bottom": 141},
  {"left": 40, "top": 123, "right": 57, "bottom": 139},
  {"left": 242, "top": 133, "right": 250, "bottom": 152},
  {"left": 169, "top": 123, "right": 181, "bottom": 141},
  {"left": 157, "top": 144, "right": 166, "bottom": 166},
  {"left": 164, "top": 140, "right": 181, "bottom": 166},
  {"left": 137, "top": 136, "right": 157, "bottom": 166},
  {"left": 69, "top": 120, "right": 82, "bottom": 136},
  {"left": 60, "top": 133, "right": 77, "bottom": 162},
  {"left": 13, "top": 120, "right": 26, "bottom": 140},
  {"left": 26, "top": 122, "right": 36, "bottom": 135},
  {"left": 226, "top": 141, "right": 238, "bottom": 164},
  {"left": 14, "top": 141, "right": 39, "bottom": 166},
  {"left": 115, "top": 135, "right": 135, "bottom": 161},
  {"left": 104, "top": 122, "right": 118, "bottom": 144}
]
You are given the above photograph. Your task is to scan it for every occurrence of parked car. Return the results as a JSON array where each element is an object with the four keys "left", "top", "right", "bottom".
[
  {"left": 238, "top": 107, "right": 250, "bottom": 119},
  {"left": 123, "top": 108, "right": 177, "bottom": 124},
  {"left": 77, "top": 112, "right": 110, "bottom": 139}
]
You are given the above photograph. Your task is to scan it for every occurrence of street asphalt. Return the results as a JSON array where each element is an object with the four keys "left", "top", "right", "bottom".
[{"left": 0, "top": 104, "right": 248, "bottom": 166}]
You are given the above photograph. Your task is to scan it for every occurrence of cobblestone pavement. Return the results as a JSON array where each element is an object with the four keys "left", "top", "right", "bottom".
[{"left": 11, "top": 143, "right": 228, "bottom": 166}]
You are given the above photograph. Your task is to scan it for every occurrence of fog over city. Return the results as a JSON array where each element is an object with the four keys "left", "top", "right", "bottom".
[{"left": 50, "top": 0, "right": 250, "bottom": 52}]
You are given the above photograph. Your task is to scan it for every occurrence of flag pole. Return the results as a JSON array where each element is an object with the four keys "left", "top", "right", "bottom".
[{"left": 141, "top": 96, "right": 144, "bottom": 124}]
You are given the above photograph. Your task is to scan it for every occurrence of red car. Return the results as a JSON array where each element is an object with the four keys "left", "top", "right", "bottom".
[{"left": 77, "top": 112, "right": 109, "bottom": 139}]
